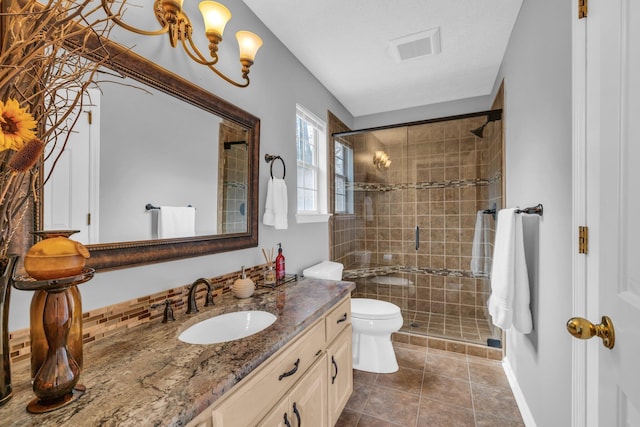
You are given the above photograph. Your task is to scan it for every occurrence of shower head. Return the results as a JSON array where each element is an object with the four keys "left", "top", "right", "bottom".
[
  {"left": 470, "top": 124, "right": 487, "bottom": 138},
  {"left": 470, "top": 110, "right": 502, "bottom": 139}
]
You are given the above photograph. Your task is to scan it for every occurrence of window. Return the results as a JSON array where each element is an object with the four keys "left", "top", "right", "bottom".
[
  {"left": 296, "top": 105, "right": 329, "bottom": 223},
  {"left": 334, "top": 141, "right": 354, "bottom": 214}
]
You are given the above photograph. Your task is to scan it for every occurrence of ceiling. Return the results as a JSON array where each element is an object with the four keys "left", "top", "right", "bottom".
[{"left": 241, "top": 0, "right": 523, "bottom": 117}]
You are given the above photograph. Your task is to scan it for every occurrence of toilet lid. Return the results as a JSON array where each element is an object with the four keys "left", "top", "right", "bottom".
[{"left": 351, "top": 298, "right": 401, "bottom": 320}]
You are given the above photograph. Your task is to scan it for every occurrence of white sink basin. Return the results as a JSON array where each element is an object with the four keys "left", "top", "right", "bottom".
[{"left": 178, "top": 310, "right": 277, "bottom": 345}]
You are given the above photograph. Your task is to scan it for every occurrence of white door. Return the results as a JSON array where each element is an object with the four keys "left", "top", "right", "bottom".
[
  {"left": 575, "top": 0, "right": 640, "bottom": 425},
  {"left": 43, "top": 89, "right": 100, "bottom": 244}
]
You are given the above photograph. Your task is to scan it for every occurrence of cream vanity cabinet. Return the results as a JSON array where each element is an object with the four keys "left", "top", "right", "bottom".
[
  {"left": 187, "top": 295, "right": 353, "bottom": 427},
  {"left": 326, "top": 326, "right": 352, "bottom": 426},
  {"left": 258, "top": 355, "right": 328, "bottom": 426}
]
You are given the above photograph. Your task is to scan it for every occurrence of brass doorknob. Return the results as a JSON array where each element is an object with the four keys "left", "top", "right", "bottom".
[{"left": 566, "top": 316, "right": 615, "bottom": 349}]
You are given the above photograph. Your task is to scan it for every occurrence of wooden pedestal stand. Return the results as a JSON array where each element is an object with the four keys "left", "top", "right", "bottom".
[{"left": 12, "top": 269, "right": 94, "bottom": 413}]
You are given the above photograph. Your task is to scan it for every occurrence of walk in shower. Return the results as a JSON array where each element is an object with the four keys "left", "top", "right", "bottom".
[{"left": 331, "top": 111, "right": 503, "bottom": 347}]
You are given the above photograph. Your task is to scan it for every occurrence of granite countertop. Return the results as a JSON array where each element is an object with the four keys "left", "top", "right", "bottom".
[{"left": 1, "top": 278, "right": 355, "bottom": 426}]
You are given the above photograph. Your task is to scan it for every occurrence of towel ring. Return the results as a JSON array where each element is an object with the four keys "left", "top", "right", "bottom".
[{"left": 265, "top": 154, "right": 286, "bottom": 179}]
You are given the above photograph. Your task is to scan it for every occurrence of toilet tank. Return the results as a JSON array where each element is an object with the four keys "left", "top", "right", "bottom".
[{"left": 302, "top": 261, "right": 344, "bottom": 280}]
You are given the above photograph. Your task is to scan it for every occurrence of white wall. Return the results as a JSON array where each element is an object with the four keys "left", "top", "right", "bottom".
[
  {"left": 491, "top": 0, "right": 574, "bottom": 425},
  {"left": 9, "top": 0, "right": 353, "bottom": 331},
  {"left": 99, "top": 81, "right": 221, "bottom": 242},
  {"left": 354, "top": 95, "right": 494, "bottom": 130}
]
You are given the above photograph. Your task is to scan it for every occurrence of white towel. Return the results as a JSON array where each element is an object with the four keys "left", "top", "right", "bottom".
[
  {"left": 263, "top": 178, "right": 288, "bottom": 229},
  {"left": 487, "top": 208, "right": 533, "bottom": 334},
  {"left": 158, "top": 206, "right": 196, "bottom": 239},
  {"left": 470, "top": 210, "right": 492, "bottom": 275},
  {"left": 364, "top": 195, "right": 374, "bottom": 221}
]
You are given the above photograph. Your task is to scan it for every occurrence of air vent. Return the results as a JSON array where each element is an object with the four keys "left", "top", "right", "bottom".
[{"left": 387, "top": 27, "right": 441, "bottom": 62}]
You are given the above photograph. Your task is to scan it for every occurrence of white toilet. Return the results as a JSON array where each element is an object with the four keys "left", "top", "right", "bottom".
[
  {"left": 350, "top": 298, "right": 403, "bottom": 373},
  {"left": 302, "top": 261, "right": 404, "bottom": 374}
]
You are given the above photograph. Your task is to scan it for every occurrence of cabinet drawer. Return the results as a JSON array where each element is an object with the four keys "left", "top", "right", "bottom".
[
  {"left": 325, "top": 296, "right": 351, "bottom": 344},
  {"left": 211, "top": 319, "right": 325, "bottom": 427}
]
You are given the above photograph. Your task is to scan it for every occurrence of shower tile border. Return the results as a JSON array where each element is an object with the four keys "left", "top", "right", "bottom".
[
  {"left": 343, "top": 265, "right": 489, "bottom": 280},
  {"left": 349, "top": 177, "right": 491, "bottom": 193},
  {"left": 392, "top": 331, "right": 503, "bottom": 361}
]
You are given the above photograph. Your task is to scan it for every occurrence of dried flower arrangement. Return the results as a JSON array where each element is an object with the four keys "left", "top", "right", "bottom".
[{"left": 0, "top": 0, "right": 119, "bottom": 259}]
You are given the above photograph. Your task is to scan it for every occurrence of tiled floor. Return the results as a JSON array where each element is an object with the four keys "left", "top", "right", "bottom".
[
  {"left": 336, "top": 342, "right": 524, "bottom": 427},
  {"left": 402, "top": 311, "right": 500, "bottom": 346}
]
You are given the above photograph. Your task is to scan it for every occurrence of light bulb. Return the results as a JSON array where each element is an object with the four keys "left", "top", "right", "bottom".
[
  {"left": 236, "top": 31, "right": 263, "bottom": 63},
  {"left": 199, "top": 1, "right": 232, "bottom": 39}
]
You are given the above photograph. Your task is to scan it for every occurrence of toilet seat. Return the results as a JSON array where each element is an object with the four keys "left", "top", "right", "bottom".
[{"left": 351, "top": 298, "right": 401, "bottom": 320}]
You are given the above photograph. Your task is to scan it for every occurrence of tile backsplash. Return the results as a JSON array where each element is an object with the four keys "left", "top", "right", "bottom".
[{"left": 8, "top": 263, "right": 267, "bottom": 366}]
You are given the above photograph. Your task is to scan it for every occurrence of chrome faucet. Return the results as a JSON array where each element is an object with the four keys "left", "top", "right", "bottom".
[{"left": 186, "top": 278, "right": 215, "bottom": 314}]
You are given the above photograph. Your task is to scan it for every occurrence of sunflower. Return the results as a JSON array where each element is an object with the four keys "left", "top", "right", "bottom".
[{"left": 0, "top": 99, "right": 37, "bottom": 151}]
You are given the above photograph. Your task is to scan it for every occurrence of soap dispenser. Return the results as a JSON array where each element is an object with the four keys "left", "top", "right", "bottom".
[
  {"left": 232, "top": 266, "right": 255, "bottom": 298},
  {"left": 275, "top": 243, "right": 285, "bottom": 280}
]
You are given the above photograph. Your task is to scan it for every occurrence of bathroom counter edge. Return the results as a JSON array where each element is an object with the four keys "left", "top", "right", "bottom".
[{"left": 2, "top": 278, "right": 355, "bottom": 426}]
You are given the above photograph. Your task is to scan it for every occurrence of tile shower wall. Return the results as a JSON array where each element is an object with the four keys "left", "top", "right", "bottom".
[
  {"left": 217, "top": 122, "right": 248, "bottom": 234},
  {"left": 334, "top": 114, "right": 503, "bottom": 344},
  {"left": 329, "top": 111, "right": 356, "bottom": 267}
]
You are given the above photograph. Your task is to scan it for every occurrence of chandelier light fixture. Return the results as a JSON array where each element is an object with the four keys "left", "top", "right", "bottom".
[
  {"left": 373, "top": 150, "right": 391, "bottom": 170},
  {"left": 100, "top": 0, "right": 263, "bottom": 87}
]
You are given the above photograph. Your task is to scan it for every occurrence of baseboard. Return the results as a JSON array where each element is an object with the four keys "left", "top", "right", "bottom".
[{"left": 502, "top": 356, "right": 537, "bottom": 427}]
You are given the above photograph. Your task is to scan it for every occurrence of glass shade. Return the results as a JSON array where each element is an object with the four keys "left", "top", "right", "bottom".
[
  {"left": 162, "top": 0, "right": 184, "bottom": 11},
  {"left": 162, "top": 0, "right": 184, "bottom": 14},
  {"left": 236, "top": 31, "right": 263, "bottom": 62},
  {"left": 199, "top": 1, "right": 232, "bottom": 38}
]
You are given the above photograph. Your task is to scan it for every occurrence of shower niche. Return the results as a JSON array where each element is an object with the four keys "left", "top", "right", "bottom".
[{"left": 331, "top": 110, "right": 503, "bottom": 347}]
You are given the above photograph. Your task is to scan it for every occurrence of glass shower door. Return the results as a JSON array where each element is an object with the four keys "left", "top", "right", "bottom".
[{"left": 333, "top": 111, "right": 504, "bottom": 347}]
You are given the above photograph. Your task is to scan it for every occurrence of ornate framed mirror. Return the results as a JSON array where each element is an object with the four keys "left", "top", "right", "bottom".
[{"left": 36, "top": 35, "right": 260, "bottom": 271}]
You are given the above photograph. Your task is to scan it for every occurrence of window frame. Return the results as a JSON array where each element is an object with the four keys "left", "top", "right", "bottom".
[
  {"left": 334, "top": 140, "right": 354, "bottom": 215},
  {"left": 295, "top": 105, "right": 330, "bottom": 223}
]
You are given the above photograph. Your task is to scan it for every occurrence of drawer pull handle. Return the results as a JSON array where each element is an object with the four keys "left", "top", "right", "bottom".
[
  {"left": 293, "top": 402, "right": 301, "bottom": 426},
  {"left": 336, "top": 313, "right": 347, "bottom": 324},
  {"left": 279, "top": 358, "right": 300, "bottom": 381},
  {"left": 331, "top": 355, "right": 338, "bottom": 384},
  {"left": 284, "top": 412, "right": 291, "bottom": 427}
]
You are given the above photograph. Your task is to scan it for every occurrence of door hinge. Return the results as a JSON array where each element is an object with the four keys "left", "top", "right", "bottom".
[
  {"left": 87, "top": 213, "right": 91, "bottom": 226},
  {"left": 578, "top": 226, "right": 588, "bottom": 254},
  {"left": 578, "top": 0, "right": 588, "bottom": 19},
  {"left": 85, "top": 110, "right": 92, "bottom": 124}
]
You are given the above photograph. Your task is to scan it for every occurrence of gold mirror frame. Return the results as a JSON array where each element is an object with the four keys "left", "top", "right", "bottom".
[{"left": 35, "top": 34, "right": 260, "bottom": 271}]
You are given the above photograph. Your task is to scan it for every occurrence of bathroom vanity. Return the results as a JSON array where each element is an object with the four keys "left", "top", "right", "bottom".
[
  {"left": 2, "top": 278, "right": 354, "bottom": 426},
  {"left": 190, "top": 295, "right": 353, "bottom": 427}
]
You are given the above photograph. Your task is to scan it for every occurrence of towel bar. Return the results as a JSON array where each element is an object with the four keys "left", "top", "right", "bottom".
[
  {"left": 145, "top": 204, "right": 194, "bottom": 211},
  {"left": 482, "top": 202, "right": 497, "bottom": 220},
  {"left": 515, "top": 203, "right": 543, "bottom": 216}
]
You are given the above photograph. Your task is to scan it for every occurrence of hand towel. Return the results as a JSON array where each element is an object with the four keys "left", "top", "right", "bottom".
[
  {"left": 263, "top": 177, "right": 288, "bottom": 229},
  {"left": 158, "top": 206, "right": 196, "bottom": 239},
  {"left": 487, "top": 208, "right": 533, "bottom": 334},
  {"left": 364, "top": 195, "right": 374, "bottom": 221},
  {"left": 470, "top": 210, "right": 492, "bottom": 275}
]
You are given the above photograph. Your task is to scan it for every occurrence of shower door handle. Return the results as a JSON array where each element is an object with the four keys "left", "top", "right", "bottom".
[{"left": 415, "top": 226, "right": 420, "bottom": 250}]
